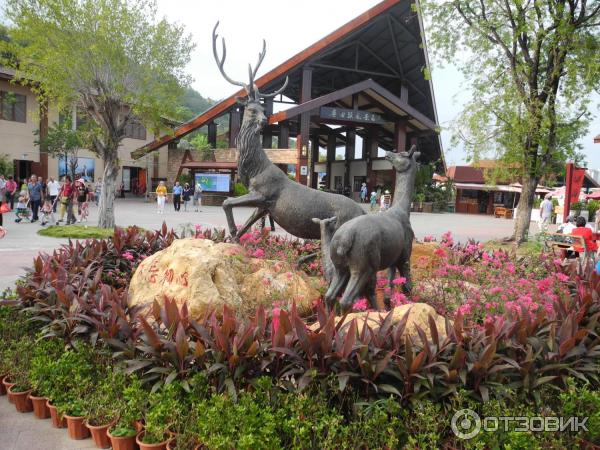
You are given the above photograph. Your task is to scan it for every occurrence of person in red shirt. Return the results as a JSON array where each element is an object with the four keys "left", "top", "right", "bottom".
[
  {"left": 571, "top": 216, "right": 598, "bottom": 254},
  {"left": 58, "top": 175, "right": 76, "bottom": 225}
]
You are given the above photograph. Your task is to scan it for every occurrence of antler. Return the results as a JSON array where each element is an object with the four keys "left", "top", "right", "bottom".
[
  {"left": 212, "top": 22, "right": 248, "bottom": 90},
  {"left": 212, "top": 21, "right": 288, "bottom": 101},
  {"left": 401, "top": 144, "right": 417, "bottom": 157}
]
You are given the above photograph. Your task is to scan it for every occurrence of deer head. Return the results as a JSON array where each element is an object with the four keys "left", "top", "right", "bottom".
[
  {"left": 212, "top": 22, "right": 288, "bottom": 107},
  {"left": 384, "top": 145, "right": 421, "bottom": 173}
]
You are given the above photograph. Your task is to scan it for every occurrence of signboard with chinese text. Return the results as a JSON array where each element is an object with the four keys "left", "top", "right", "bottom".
[{"left": 320, "top": 107, "right": 387, "bottom": 125}]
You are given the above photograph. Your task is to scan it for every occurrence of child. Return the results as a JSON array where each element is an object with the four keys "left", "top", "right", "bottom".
[
  {"left": 79, "top": 201, "right": 89, "bottom": 222},
  {"left": 40, "top": 199, "right": 55, "bottom": 226},
  {"left": 14, "top": 196, "right": 30, "bottom": 223}
]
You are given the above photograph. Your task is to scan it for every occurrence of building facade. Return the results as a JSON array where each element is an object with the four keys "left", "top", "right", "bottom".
[{"left": 0, "top": 70, "right": 168, "bottom": 192}]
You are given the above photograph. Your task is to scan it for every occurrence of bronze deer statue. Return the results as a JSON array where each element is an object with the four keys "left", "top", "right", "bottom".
[
  {"left": 213, "top": 23, "right": 365, "bottom": 246},
  {"left": 325, "top": 147, "right": 420, "bottom": 312}
]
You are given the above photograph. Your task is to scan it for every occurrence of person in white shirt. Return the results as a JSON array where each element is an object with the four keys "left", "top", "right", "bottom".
[
  {"left": 539, "top": 195, "right": 553, "bottom": 232},
  {"left": 47, "top": 177, "right": 61, "bottom": 213}
]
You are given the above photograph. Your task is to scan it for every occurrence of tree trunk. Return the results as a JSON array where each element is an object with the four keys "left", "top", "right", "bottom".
[
  {"left": 97, "top": 150, "right": 119, "bottom": 229},
  {"left": 513, "top": 176, "right": 538, "bottom": 244}
]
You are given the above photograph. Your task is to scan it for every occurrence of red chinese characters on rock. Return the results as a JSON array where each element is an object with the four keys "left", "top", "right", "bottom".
[{"left": 144, "top": 261, "right": 189, "bottom": 288}]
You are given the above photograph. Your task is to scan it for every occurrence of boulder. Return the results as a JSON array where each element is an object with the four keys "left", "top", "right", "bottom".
[
  {"left": 128, "top": 239, "right": 320, "bottom": 319},
  {"left": 309, "top": 303, "right": 447, "bottom": 342}
]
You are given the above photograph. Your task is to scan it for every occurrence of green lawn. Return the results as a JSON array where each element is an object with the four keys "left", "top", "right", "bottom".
[
  {"left": 483, "top": 239, "right": 543, "bottom": 257},
  {"left": 37, "top": 224, "right": 114, "bottom": 239}
]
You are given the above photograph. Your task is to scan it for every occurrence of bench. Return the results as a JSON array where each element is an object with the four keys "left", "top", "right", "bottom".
[
  {"left": 543, "top": 232, "right": 596, "bottom": 275},
  {"left": 494, "top": 206, "right": 513, "bottom": 219}
]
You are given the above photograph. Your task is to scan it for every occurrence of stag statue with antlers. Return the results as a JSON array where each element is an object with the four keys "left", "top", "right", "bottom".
[{"left": 213, "top": 23, "right": 365, "bottom": 250}]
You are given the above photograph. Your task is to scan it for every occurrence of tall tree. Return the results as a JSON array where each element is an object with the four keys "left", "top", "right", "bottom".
[
  {"left": 424, "top": 0, "right": 600, "bottom": 242},
  {"left": 3, "top": 0, "right": 194, "bottom": 228}
]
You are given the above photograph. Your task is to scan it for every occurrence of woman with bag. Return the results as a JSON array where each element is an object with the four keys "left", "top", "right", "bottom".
[{"left": 57, "top": 176, "right": 76, "bottom": 225}]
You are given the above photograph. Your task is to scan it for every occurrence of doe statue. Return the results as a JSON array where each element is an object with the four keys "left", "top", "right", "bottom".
[
  {"left": 325, "top": 146, "right": 420, "bottom": 312},
  {"left": 212, "top": 23, "right": 365, "bottom": 245}
]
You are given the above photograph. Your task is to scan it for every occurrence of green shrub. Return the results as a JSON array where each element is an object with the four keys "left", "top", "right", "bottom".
[
  {"left": 37, "top": 225, "right": 115, "bottom": 239},
  {"left": 233, "top": 182, "right": 248, "bottom": 196}
]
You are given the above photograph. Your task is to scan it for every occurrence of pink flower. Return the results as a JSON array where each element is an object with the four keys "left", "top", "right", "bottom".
[
  {"left": 423, "top": 235, "right": 435, "bottom": 242},
  {"left": 391, "top": 292, "right": 408, "bottom": 306},
  {"left": 121, "top": 251, "right": 134, "bottom": 261},
  {"left": 353, "top": 299, "right": 368, "bottom": 311},
  {"left": 392, "top": 277, "right": 407, "bottom": 285},
  {"left": 555, "top": 272, "right": 569, "bottom": 283},
  {"left": 251, "top": 248, "right": 265, "bottom": 258}
]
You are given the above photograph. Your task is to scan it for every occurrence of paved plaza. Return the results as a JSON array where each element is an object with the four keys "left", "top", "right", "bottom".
[{"left": 0, "top": 197, "right": 538, "bottom": 292}]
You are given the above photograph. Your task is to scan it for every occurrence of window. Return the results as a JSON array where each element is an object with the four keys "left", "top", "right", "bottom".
[
  {"left": 124, "top": 120, "right": 147, "bottom": 140},
  {"left": 0, "top": 91, "right": 26, "bottom": 123}
]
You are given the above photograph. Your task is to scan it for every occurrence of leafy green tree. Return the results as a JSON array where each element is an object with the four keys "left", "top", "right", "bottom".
[
  {"left": 0, "top": 154, "right": 13, "bottom": 177},
  {"left": 34, "top": 116, "right": 82, "bottom": 181},
  {"left": 424, "top": 0, "right": 600, "bottom": 242},
  {"left": 3, "top": 0, "right": 194, "bottom": 228}
]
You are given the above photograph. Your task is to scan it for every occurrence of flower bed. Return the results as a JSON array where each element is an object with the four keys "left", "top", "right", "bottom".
[{"left": 1, "top": 225, "right": 600, "bottom": 448}]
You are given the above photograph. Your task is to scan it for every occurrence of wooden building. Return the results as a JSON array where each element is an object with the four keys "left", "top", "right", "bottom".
[{"left": 133, "top": 0, "right": 443, "bottom": 197}]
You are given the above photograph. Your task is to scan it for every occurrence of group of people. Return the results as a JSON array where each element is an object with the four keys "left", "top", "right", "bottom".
[
  {"left": 155, "top": 181, "right": 202, "bottom": 214},
  {"left": 0, "top": 174, "right": 101, "bottom": 230}
]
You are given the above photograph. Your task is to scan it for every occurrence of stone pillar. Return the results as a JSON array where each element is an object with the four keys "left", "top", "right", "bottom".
[
  {"left": 310, "top": 135, "right": 319, "bottom": 189},
  {"left": 366, "top": 127, "right": 378, "bottom": 195}
]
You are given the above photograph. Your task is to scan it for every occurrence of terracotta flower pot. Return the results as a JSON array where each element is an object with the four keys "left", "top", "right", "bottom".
[
  {"left": 166, "top": 438, "right": 202, "bottom": 450},
  {"left": 29, "top": 395, "right": 50, "bottom": 419},
  {"left": 65, "top": 415, "right": 91, "bottom": 440},
  {"left": 107, "top": 427, "right": 137, "bottom": 450},
  {"left": 47, "top": 400, "right": 67, "bottom": 428},
  {"left": 136, "top": 431, "right": 168, "bottom": 450},
  {"left": 2, "top": 376, "right": 15, "bottom": 403},
  {"left": 9, "top": 387, "right": 33, "bottom": 413},
  {"left": 85, "top": 420, "right": 113, "bottom": 448},
  {"left": 375, "top": 287, "right": 386, "bottom": 310}
]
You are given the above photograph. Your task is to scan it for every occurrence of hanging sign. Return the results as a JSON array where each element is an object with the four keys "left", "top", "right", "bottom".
[{"left": 320, "top": 107, "right": 387, "bottom": 125}]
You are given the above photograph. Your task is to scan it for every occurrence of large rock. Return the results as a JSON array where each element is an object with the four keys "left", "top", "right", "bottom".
[
  {"left": 310, "top": 303, "right": 447, "bottom": 342},
  {"left": 128, "top": 239, "right": 321, "bottom": 318}
]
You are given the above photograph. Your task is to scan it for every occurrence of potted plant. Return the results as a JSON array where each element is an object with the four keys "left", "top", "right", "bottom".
[
  {"left": 85, "top": 376, "right": 124, "bottom": 449},
  {"left": 8, "top": 370, "right": 33, "bottom": 413},
  {"left": 47, "top": 399, "right": 68, "bottom": 428},
  {"left": 108, "top": 420, "right": 138, "bottom": 450},
  {"left": 28, "top": 340, "right": 62, "bottom": 420},
  {"left": 136, "top": 384, "right": 179, "bottom": 450},
  {"left": 413, "top": 192, "right": 425, "bottom": 212},
  {"left": 2, "top": 374, "right": 16, "bottom": 403},
  {"left": 59, "top": 398, "right": 90, "bottom": 440}
]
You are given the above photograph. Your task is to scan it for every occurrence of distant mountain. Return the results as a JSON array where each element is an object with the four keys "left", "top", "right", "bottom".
[{"left": 179, "top": 87, "right": 218, "bottom": 120}]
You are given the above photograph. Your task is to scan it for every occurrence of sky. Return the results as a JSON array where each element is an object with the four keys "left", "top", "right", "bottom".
[{"left": 154, "top": 0, "right": 600, "bottom": 169}]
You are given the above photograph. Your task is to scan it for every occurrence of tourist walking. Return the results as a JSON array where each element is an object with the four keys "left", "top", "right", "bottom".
[
  {"left": 173, "top": 181, "right": 183, "bottom": 212},
  {"left": 156, "top": 181, "right": 167, "bottom": 214},
  {"left": 47, "top": 176, "right": 61, "bottom": 212},
  {"left": 370, "top": 191, "right": 377, "bottom": 211},
  {"left": 360, "top": 183, "right": 367, "bottom": 203},
  {"left": 94, "top": 178, "right": 103, "bottom": 206},
  {"left": 194, "top": 182, "right": 202, "bottom": 212},
  {"left": 40, "top": 198, "right": 55, "bottom": 226},
  {"left": 28, "top": 175, "right": 44, "bottom": 222},
  {"left": 182, "top": 183, "right": 192, "bottom": 211},
  {"left": 380, "top": 190, "right": 391, "bottom": 211},
  {"left": 5, "top": 176, "right": 17, "bottom": 209},
  {"left": 539, "top": 194, "right": 553, "bottom": 232},
  {"left": 76, "top": 179, "right": 89, "bottom": 222},
  {"left": 58, "top": 175, "right": 76, "bottom": 224}
]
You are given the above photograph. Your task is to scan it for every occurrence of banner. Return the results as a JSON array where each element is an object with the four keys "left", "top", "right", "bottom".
[
  {"left": 563, "top": 163, "right": 586, "bottom": 221},
  {"left": 569, "top": 167, "right": 586, "bottom": 206}
]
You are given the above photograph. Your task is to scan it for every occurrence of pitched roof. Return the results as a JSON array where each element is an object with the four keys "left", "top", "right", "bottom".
[
  {"left": 133, "top": 0, "right": 441, "bottom": 161},
  {"left": 446, "top": 166, "right": 485, "bottom": 184}
]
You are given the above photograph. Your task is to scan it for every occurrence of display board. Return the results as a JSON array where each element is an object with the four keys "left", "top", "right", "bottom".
[{"left": 194, "top": 173, "right": 231, "bottom": 192}]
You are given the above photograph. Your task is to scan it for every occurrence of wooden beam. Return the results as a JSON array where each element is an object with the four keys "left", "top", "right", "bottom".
[
  {"left": 207, "top": 122, "right": 217, "bottom": 148},
  {"left": 326, "top": 132, "right": 336, "bottom": 190},
  {"left": 262, "top": 98, "right": 274, "bottom": 149},
  {"left": 297, "top": 66, "right": 312, "bottom": 185},
  {"left": 394, "top": 119, "right": 408, "bottom": 153},
  {"left": 278, "top": 122, "right": 290, "bottom": 149},
  {"left": 311, "top": 63, "right": 398, "bottom": 79},
  {"left": 387, "top": 14, "right": 404, "bottom": 77}
]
